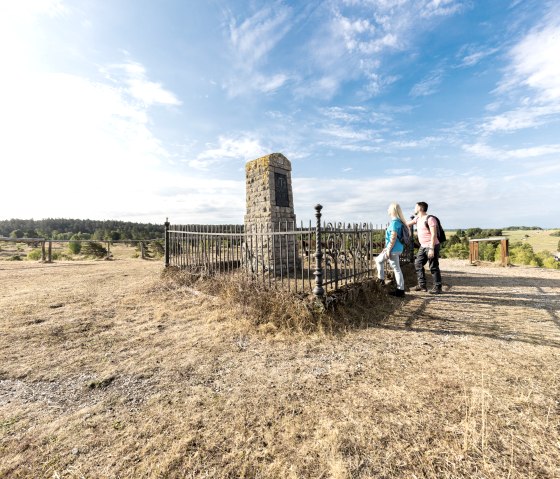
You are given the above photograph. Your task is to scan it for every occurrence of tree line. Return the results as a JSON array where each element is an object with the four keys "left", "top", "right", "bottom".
[{"left": 0, "top": 218, "right": 164, "bottom": 241}]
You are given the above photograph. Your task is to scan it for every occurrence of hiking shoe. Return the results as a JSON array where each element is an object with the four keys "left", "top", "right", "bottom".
[
  {"left": 389, "top": 289, "right": 405, "bottom": 297},
  {"left": 429, "top": 286, "right": 442, "bottom": 295},
  {"left": 412, "top": 285, "right": 427, "bottom": 292},
  {"left": 375, "top": 278, "right": 385, "bottom": 285}
]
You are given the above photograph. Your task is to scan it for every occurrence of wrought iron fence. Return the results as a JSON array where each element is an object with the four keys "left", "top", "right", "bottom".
[{"left": 165, "top": 205, "right": 414, "bottom": 298}]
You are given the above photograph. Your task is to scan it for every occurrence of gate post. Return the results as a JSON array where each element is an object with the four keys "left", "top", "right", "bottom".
[
  {"left": 164, "top": 218, "right": 170, "bottom": 267},
  {"left": 313, "top": 204, "right": 324, "bottom": 299}
]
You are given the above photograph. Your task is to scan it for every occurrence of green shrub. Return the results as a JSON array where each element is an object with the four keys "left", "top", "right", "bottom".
[
  {"left": 27, "top": 249, "right": 43, "bottom": 260},
  {"left": 441, "top": 243, "right": 469, "bottom": 259},
  {"left": 68, "top": 241, "right": 81, "bottom": 254},
  {"left": 82, "top": 241, "right": 107, "bottom": 258},
  {"left": 542, "top": 257, "right": 560, "bottom": 269}
]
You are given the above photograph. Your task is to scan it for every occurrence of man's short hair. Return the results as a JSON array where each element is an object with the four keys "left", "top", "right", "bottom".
[{"left": 417, "top": 201, "right": 428, "bottom": 212}]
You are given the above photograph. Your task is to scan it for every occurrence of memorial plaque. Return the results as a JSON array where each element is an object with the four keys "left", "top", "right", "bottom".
[{"left": 275, "top": 172, "right": 289, "bottom": 207}]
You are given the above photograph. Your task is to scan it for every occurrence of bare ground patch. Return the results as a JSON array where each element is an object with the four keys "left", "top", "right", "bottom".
[{"left": 0, "top": 259, "right": 559, "bottom": 478}]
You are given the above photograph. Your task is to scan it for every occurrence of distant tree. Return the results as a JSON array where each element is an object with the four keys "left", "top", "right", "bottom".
[
  {"left": 465, "top": 228, "right": 482, "bottom": 237},
  {"left": 82, "top": 241, "right": 107, "bottom": 258},
  {"left": 10, "top": 229, "right": 24, "bottom": 239}
]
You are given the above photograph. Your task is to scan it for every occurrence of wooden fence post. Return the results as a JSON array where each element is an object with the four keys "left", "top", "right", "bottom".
[
  {"left": 41, "top": 241, "right": 46, "bottom": 262},
  {"left": 48, "top": 241, "right": 52, "bottom": 262},
  {"left": 164, "top": 218, "right": 170, "bottom": 267},
  {"left": 501, "top": 239, "right": 509, "bottom": 266}
]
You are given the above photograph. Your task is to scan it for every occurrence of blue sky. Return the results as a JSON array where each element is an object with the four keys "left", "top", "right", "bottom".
[{"left": 1, "top": 0, "right": 559, "bottom": 228}]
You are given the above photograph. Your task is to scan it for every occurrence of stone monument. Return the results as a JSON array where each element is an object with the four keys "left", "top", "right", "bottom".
[{"left": 244, "top": 153, "right": 299, "bottom": 273}]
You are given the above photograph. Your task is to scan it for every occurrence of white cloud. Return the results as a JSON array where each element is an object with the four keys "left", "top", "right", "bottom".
[
  {"left": 419, "top": 0, "right": 464, "bottom": 18},
  {"left": 499, "top": 9, "right": 560, "bottom": 102},
  {"left": 0, "top": 0, "right": 66, "bottom": 18},
  {"left": 0, "top": 57, "right": 183, "bottom": 222},
  {"left": 458, "top": 45, "right": 500, "bottom": 67},
  {"left": 292, "top": 172, "right": 494, "bottom": 227},
  {"left": 225, "top": 4, "right": 293, "bottom": 95},
  {"left": 190, "top": 136, "right": 268, "bottom": 170},
  {"left": 481, "top": 105, "right": 560, "bottom": 133},
  {"left": 228, "top": 5, "right": 292, "bottom": 67},
  {"left": 463, "top": 142, "right": 560, "bottom": 160},
  {"left": 409, "top": 69, "right": 444, "bottom": 97},
  {"left": 108, "top": 61, "right": 181, "bottom": 106}
]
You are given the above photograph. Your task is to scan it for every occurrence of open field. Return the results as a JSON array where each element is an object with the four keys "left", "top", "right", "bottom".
[
  {"left": 0, "top": 242, "right": 153, "bottom": 262},
  {"left": 503, "top": 230, "right": 560, "bottom": 253},
  {"left": 1, "top": 258, "right": 559, "bottom": 478}
]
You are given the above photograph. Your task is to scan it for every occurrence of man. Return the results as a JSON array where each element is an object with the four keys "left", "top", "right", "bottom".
[{"left": 408, "top": 202, "right": 442, "bottom": 294}]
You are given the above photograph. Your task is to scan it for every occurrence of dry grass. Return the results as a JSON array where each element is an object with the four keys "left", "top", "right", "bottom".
[{"left": 1, "top": 257, "right": 559, "bottom": 478}]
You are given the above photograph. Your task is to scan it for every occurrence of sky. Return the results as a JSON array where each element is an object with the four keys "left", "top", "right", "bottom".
[{"left": 1, "top": 0, "right": 559, "bottom": 228}]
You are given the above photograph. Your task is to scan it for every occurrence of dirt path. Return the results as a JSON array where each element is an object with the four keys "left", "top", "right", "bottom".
[{"left": 397, "top": 259, "right": 560, "bottom": 348}]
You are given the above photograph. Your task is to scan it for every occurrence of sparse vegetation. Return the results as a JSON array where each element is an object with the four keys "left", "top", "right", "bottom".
[{"left": 1, "top": 258, "right": 558, "bottom": 478}]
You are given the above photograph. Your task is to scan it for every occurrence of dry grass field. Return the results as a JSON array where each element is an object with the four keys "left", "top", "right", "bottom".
[{"left": 1, "top": 255, "right": 559, "bottom": 478}]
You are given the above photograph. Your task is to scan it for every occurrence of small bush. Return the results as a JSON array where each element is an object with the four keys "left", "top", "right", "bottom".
[
  {"left": 27, "top": 249, "right": 43, "bottom": 261},
  {"left": 542, "top": 257, "right": 560, "bottom": 269},
  {"left": 150, "top": 240, "right": 165, "bottom": 258}
]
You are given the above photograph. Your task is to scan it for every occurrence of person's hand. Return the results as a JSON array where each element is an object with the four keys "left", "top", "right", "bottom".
[{"left": 428, "top": 249, "right": 434, "bottom": 259}]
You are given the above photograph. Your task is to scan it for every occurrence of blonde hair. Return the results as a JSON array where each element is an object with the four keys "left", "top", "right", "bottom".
[{"left": 387, "top": 202, "right": 410, "bottom": 234}]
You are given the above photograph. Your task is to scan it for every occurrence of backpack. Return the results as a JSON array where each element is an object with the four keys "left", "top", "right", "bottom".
[
  {"left": 425, "top": 215, "right": 447, "bottom": 243},
  {"left": 397, "top": 220, "right": 412, "bottom": 245}
]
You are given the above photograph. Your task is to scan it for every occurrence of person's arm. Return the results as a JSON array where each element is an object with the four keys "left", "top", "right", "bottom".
[
  {"left": 428, "top": 224, "right": 437, "bottom": 258},
  {"left": 387, "top": 231, "right": 397, "bottom": 254}
]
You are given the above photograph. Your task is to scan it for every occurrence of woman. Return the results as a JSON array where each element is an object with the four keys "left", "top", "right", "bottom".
[{"left": 375, "top": 202, "right": 410, "bottom": 297}]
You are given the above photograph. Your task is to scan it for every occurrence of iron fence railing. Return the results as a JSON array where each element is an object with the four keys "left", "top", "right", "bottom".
[{"left": 165, "top": 205, "right": 415, "bottom": 298}]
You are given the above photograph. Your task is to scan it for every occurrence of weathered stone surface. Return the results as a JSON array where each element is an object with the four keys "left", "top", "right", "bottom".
[{"left": 244, "top": 153, "right": 299, "bottom": 273}]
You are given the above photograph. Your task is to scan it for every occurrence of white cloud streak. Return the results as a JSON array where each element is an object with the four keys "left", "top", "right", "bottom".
[
  {"left": 499, "top": 8, "right": 560, "bottom": 102},
  {"left": 225, "top": 4, "right": 293, "bottom": 95},
  {"left": 107, "top": 61, "right": 181, "bottom": 106},
  {"left": 190, "top": 136, "right": 269, "bottom": 170},
  {"left": 409, "top": 69, "right": 444, "bottom": 97},
  {"left": 463, "top": 142, "right": 560, "bottom": 160}
]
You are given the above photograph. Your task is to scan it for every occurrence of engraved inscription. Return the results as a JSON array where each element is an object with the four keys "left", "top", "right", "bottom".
[{"left": 274, "top": 172, "right": 290, "bottom": 207}]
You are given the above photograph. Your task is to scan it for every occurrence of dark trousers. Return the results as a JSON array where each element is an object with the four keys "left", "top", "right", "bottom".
[{"left": 415, "top": 245, "right": 442, "bottom": 287}]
